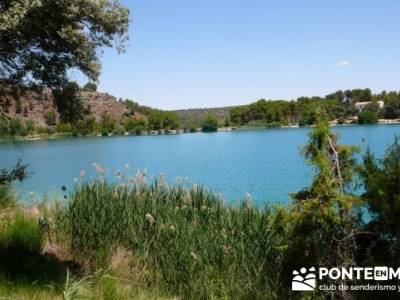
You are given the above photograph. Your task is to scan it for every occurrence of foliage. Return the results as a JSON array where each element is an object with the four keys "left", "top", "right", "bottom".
[
  {"left": 9, "top": 118, "right": 25, "bottom": 136},
  {"left": 0, "top": 213, "right": 44, "bottom": 256},
  {"left": 1, "top": 117, "right": 37, "bottom": 136},
  {"left": 63, "top": 269, "right": 92, "bottom": 300},
  {"left": 70, "top": 117, "right": 96, "bottom": 137},
  {"left": 224, "top": 117, "right": 230, "bottom": 127},
  {"left": 298, "top": 107, "right": 318, "bottom": 126},
  {"left": 0, "top": 184, "right": 15, "bottom": 209},
  {"left": 0, "top": 116, "right": 8, "bottom": 137},
  {"left": 53, "top": 82, "right": 89, "bottom": 124},
  {"left": 228, "top": 88, "right": 380, "bottom": 126},
  {"left": 0, "top": 160, "right": 28, "bottom": 185},
  {"left": 55, "top": 123, "right": 73, "bottom": 133},
  {"left": 124, "top": 99, "right": 154, "bottom": 116},
  {"left": 3, "top": 128, "right": 400, "bottom": 298},
  {"left": 0, "top": 0, "right": 129, "bottom": 88},
  {"left": 147, "top": 111, "right": 180, "bottom": 131},
  {"left": 358, "top": 110, "right": 378, "bottom": 124},
  {"left": 100, "top": 112, "right": 116, "bottom": 136},
  {"left": 25, "top": 120, "right": 35, "bottom": 135},
  {"left": 201, "top": 113, "right": 218, "bottom": 132},
  {"left": 175, "top": 107, "right": 231, "bottom": 129},
  {"left": 124, "top": 118, "right": 147, "bottom": 134},
  {"left": 289, "top": 120, "right": 360, "bottom": 282},
  {"left": 381, "top": 92, "right": 400, "bottom": 119},
  {"left": 83, "top": 82, "right": 98, "bottom": 92},
  {"left": 361, "top": 136, "right": 400, "bottom": 261},
  {"left": 43, "top": 110, "right": 57, "bottom": 126},
  {"left": 53, "top": 176, "right": 291, "bottom": 299}
]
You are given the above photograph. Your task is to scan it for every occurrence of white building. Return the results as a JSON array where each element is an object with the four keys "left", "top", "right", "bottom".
[{"left": 354, "top": 101, "right": 384, "bottom": 112}]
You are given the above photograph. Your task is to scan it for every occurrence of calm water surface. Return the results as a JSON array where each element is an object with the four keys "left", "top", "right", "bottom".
[{"left": 1, "top": 124, "right": 399, "bottom": 205}]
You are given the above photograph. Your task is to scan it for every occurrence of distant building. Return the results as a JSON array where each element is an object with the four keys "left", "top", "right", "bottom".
[{"left": 355, "top": 101, "right": 384, "bottom": 112}]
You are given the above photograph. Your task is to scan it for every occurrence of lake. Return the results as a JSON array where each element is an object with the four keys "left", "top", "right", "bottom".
[{"left": 1, "top": 124, "right": 399, "bottom": 205}]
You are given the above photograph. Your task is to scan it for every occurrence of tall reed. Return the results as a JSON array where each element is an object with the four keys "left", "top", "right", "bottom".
[{"left": 53, "top": 172, "right": 291, "bottom": 299}]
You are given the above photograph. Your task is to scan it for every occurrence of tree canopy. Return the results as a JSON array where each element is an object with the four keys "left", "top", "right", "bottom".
[
  {"left": 0, "top": 0, "right": 129, "bottom": 89},
  {"left": 201, "top": 113, "right": 218, "bottom": 132},
  {"left": 229, "top": 88, "right": 400, "bottom": 127}
]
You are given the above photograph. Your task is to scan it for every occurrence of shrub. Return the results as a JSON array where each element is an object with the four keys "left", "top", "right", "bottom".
[
  {"left": 25, "top": 120, "right": 35, "bottom": 135},
  {"left": 0, "top": 185, "right": 15, "bottom": 209},
  {"left": 83, "top": 82, "right": 97, "bottom": 92},
  {"left": 44, "top": 110, "right": 57, "bottom": 126},
  {"left": 299, "top": 111, "right": 318, "bottom": 126},
  {"left": 72, "top": 117, "right": 96, "bottom": 137},
  {"left": 55, "top": 123, "right": 73, "bottom": 133},
  {"left": 0, "top": 117, "right": 9, "bottom": 137},
  {"left": 201, "top": 113, "right": 218, "bottom": 132},
  {"left": 9, "top": 118, "right": 26, "bottom": 136},
  {"left": 0, "top": 213, "right": 44, "bottom": 256},
  {"left": 100, "top": 112, "right": 115, "bottom": 136},
  {"left": 265, "top": 122, "right": 281, "bottom": 128},
  {"left": 36, "top": 126, "right": 50, "bottom": 135},
  {"left": 358, "top": 110, "right": 378, "bottom": 124}
]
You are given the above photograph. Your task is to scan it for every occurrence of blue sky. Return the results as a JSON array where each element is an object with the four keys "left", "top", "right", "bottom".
[{"left": 72, "top": 0, "right": 400, "bottom": 110}]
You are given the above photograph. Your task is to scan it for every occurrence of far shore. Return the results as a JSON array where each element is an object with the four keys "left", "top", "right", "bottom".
[{"left": 1, "top": 119, "right": 400, "bottom": 143}]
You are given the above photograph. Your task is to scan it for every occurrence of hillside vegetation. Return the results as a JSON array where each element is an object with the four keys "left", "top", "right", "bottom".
[
  {"left": 0, "top": 84, "right": 180, "bottom": 137},
  {"left": 2, "top": 87, "right": 400, "bottom": 139},
  {"left": 229, "top": 89, "right": 400, "bottom": 127}
]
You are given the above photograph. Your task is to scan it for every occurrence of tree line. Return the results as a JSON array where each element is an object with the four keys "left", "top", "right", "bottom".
[{"left": 230, "top": 88, "right": 400, "bottom": 127}]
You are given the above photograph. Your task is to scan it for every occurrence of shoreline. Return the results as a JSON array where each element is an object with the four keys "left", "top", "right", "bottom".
[{"left": 1, "top": 120, "right": 400, "bottom": 143}]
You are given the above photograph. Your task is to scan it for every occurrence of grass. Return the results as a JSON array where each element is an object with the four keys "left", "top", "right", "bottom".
[
  {"left": 0, "top": 213, "right": 44, "bottom": 255},
  {"left": 50, "top": 173, "right": 292, "bottom": 299},
  {"left": 0, "top": 185, "right": 16, "bottom": 209},
  {"left": 0, "top": 171, "right": 293, "bottom": 299}
]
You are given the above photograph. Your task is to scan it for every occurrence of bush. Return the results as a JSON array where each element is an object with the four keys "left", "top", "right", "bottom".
[
  {"left": 0, "top": 185, "right": 15, "bottom": 209},
  {"left": 44, "top": 110, "right": 57, "bottom": 126},
  {"left": 201, "top": 113, "right": 218, "bottom": 132},
  {"left": 0, "top": 214, "right": 44, "bottom": 256},
  {"left": 53, "top": 82, "right": 89, "bottom": 123},
  {"left": 72, "top": 117, "right": 96, "bottom": 137},
  {"left": 299, "top": 111, "right": 317, "bottom": 126},
  {"left": 9, "top": 118, "right": 26, "bottom": 136},
  {"left": 83, "top": 82, "right": 97, "bottom": 92},
  {"left": 55, "top": 123, "right": 72, "bottom": 133},
  {"left": 100, "top": 112, "right": 115, "bottom": 136},
  {"left": 25, "top": 120, "right": 35, "bottom": 135},
  {"left": 358, "top": 110, "right": 378, "bottom": 124},
  {"left": 265, "top": 122, "right": 281, "bottom": 129},
  {"left": 0, "top": 117, "right": 9, "bottom": 137},
  {"left": 36, "top": 126, "right": 50, "bottom": 135}
]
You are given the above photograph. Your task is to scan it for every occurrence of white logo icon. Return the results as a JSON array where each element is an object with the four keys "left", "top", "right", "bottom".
[
  {"left": 374, "top": 267, "right": 388, "bottom": 281},
  {"left": 292, "top": 267, "right": 316, "bottom": 291}
]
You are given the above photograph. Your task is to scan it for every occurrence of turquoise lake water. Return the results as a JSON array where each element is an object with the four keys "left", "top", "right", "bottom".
[{"left": 0, "top": 124, "right": 399, "bottom": 205}]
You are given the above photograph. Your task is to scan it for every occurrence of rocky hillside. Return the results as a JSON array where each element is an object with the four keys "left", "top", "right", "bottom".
[{"left": 0, "top": 89, "right": 144, "bottom": 127}]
